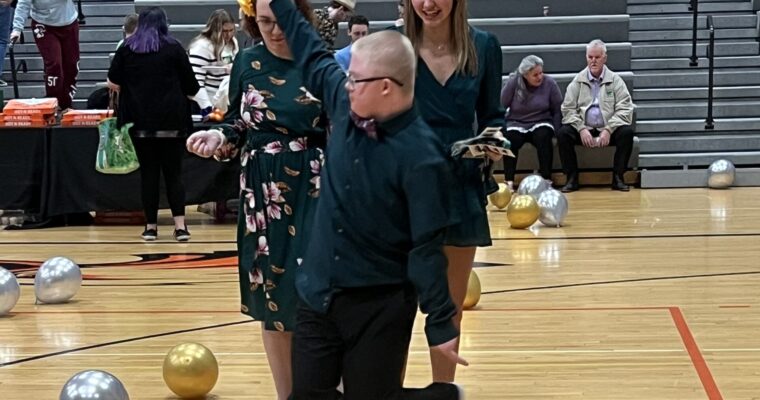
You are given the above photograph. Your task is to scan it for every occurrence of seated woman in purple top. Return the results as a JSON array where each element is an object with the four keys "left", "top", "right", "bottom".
[{"left": 500, "top": 55, "right": 562, "bottom": 190}]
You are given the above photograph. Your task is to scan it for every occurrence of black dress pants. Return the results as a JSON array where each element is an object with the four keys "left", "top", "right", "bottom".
[
  {"left": 132, "top": 137, "right": 186, "bottom": 224},
  {"left": 556, "top": 124, "right": 634, "bottom": 179},
  {"left": 291, "top": 284, "right": 459, "bottom": 400},
  {"left": 503, "top": 126, "right": 554, "bottom": 181}
]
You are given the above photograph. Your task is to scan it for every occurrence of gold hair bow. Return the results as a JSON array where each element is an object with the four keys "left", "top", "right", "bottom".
[{"left": 238, "top": 0, "right": 256, "bottom": 17}]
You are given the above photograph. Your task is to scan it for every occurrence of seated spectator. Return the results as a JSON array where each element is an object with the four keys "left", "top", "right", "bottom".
[
  {"left": 500, "top": 55, "right": 561, "bottom": 191},
  {"left": 313, "top": 0, "right": 354, "bottom": 49},
  {"left": 334, "top": 15, "right": 368, "bottom": 71},
  {"left": 115, "top": 13, "right": 138, "bottom": 50},
  {"left": 558, "top": 39, "right": 634, "bottom": 192},
  {"left": 189, "top": 9, "right": 239, "bottom": 117}
]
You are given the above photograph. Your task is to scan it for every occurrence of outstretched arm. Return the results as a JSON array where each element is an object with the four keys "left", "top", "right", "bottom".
[{"left": 269, "top": 0, "right": 347, "bottom": 117}]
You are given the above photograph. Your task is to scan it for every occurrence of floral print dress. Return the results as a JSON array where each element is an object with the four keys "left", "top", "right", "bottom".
[{"left": 220, "top": 44, "right": 325, "bottom": 332}]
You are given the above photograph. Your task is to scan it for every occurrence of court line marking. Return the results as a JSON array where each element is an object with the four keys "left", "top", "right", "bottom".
[
  {"left": 670, "top": 307, "right": 723, "bottom": 400},
  {"left": 1, "top": 231, "right": 759, "bottom": 246},
  {"left": 482, "top": 270, "right": 760, "bottom": 295},
  {"left": 7, "top": 348, "right": 760, "bottom": 359},
  {"left": 0, "top": 320, "right": 254, "bottom": 368}
]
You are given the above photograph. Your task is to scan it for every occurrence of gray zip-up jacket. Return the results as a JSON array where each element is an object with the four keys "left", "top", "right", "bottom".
[{"left": 12, "top": 0, "right": 77, "bottom": 33}]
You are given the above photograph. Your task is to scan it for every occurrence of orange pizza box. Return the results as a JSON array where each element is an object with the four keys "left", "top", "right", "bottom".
[
  {"left": 61, "top": 110, "right": 113, "bottom": 122},
  {"left": 60, "top": 120, "right": 101, "bottom": 127},
  {"left": 3, "top": 114, "right": 56, "bottom": 124},
  {"left": 3, "top": 98, "right": 58, "bottom": 116},
  {"left": 0, "top": 120, "right": 50, "bottom": 128}
]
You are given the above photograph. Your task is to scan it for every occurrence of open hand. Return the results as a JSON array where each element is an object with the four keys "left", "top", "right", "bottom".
[{"left": 430, "top": 338, "right": 469, "bottom": 367}]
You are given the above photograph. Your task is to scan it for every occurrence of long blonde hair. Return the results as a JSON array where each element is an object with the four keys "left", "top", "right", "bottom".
[
  {"left": 403, "top": 0, "right": 478, "bottom": 76},
  {"left": 192, "top": 9, "right": 238, "bottom": 60}
]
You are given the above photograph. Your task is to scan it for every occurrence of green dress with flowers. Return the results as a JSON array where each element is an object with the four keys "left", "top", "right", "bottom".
[{"left": 220, "top": 44, "right": 325, "bottom": 332}]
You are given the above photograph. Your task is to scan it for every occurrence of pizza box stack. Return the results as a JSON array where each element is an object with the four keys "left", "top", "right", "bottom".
[
  {"left": 61, "top": 109, "right": 113, "bottom": 127},
  {"left": 0, "top": 98, "right": 58, "bottom": 127}
]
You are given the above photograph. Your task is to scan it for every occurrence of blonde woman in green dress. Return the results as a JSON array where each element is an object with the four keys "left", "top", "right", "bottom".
[{"left": 186, "top": 0, "right": 322, "bottom": 398}]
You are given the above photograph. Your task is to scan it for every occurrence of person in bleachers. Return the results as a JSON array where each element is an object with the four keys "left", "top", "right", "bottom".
[
  {"left": 395, "top": 0, "right": 405, "bottom": 27},
  {"left": 189, "top": 9, "right": 239, "bottom": 119},
  {"left": 115, "top": 13, "right": 138, "bottom": 50},
  {"left": 0, "top": 0, "right": 14, "bottom": 87},
  {"left": 11, "top": 0, "right": 80, "bottom": 111},
  {"left": 558, "top": 39, "right": 634, "bottom": 192},
  {"left": 500, "top": 55, "right": 561, "bottom": 191},
  {"left": 313, "top": 0, "right": 354, "bottom": 49},
  {"left": 334, "top": 14, "right": 368, "bottom": 71},
  {"left": 107, "top": 6, "right": 200, "bottom": 241}
]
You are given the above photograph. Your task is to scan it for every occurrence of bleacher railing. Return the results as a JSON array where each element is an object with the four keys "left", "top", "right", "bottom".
[
  {"left": 705, "top": 15, "right": 715, "bottom": 129},
  {"left": 688, "top": 0, "right": 699, "bottom": 66}
]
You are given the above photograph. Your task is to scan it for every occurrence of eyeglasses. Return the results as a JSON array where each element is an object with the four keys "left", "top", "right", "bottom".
[
  {"left": 346, "top": 73, "right": 404, "bottom": 90},
  {"left": 255, "top": 18, "right": 279, "bottom": 32}
]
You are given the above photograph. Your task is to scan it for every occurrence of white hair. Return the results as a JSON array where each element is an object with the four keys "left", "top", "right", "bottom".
[
  {"left": 517, "top": 55, "right": 543, "bottom": 76},
  {"left": 586, "top": 39, "right": 607, "bottom": 55}
]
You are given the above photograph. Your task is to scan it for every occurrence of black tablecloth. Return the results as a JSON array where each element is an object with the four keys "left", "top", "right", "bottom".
[
  {"left": 0, "top": 128, "right": 47, "bottom": 213},
  {"left": 0, "top": 126, "right": 238, "bottom": 218}
]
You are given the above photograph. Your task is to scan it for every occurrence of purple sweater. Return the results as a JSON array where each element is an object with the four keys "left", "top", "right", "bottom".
[{"left": 501, "top": 74, "right": 563, "bottom": 132}]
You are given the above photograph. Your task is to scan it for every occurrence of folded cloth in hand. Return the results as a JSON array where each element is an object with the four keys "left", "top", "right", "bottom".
[{"left": 450, "top": 127, "right": 514, "bottom": 159}]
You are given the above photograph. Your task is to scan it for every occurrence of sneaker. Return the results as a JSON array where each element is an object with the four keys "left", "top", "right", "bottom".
[
  {"left": 174, "top": 227, "right": 191, "bottom": 242},
  {"left": 0, "top": 79, "right": 8, "bottom": 87},
  {"left": 141, "top": 228, "right": 157, "bottom": 241}
]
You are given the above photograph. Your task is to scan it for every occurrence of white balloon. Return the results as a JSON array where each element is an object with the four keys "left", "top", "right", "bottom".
[
  {"left": 537, "top": 189, "right": 569, "bottom": 227},
  {"left": 0, "top": 267, "right": 20, "bottom": 315},
  {"left": 707, "top": 159, "right": 735, "bottom": 189},
  {"left": 35, "top": 257, "right": 82, "bottom": 304},
  {"left": 60, "top": 370, "right": 129, "bottom": 400},
  {"left": 517, "top": 174, "right": 550, "bottom": 198}
]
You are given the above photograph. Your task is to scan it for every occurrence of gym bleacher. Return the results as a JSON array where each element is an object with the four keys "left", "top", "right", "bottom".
[{"left": 4, "top": 0, "right": 760, "bottom": 187}]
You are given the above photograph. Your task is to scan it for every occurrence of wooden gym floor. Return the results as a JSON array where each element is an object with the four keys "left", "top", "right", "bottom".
[{"left": 1, "top": 187, "right": 759, "bottom": 399}]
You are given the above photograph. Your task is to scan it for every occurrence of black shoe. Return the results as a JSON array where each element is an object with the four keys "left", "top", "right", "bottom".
[
  {"left": 174, "top": 227, "right": 191, "bottom": 242},
  {"left": 560, "top": 176, "right": 579, "bottom": 193},
  {"left": 141, "top": 228, "right": 157, "bottom": 241},
  {"left": 611, "top": 175, "right": 630, "bottom": 192}
]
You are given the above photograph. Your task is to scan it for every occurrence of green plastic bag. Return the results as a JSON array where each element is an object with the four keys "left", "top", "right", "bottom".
[{"left": 95, "top": 117, "right": 139, "bottom": 174}]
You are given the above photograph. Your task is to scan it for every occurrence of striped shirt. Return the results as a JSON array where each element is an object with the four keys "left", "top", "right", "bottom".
[{"left": 188, "top": 37, "right": 238, "bottom": 109}]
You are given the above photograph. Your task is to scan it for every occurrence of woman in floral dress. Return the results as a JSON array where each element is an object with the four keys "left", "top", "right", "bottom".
[{"left": 186, "top": 0, "right": 322, "bottom": 398}]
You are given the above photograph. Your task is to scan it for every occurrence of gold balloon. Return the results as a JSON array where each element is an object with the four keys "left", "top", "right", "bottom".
[
  {"left": 488, "top": 183, "right": 512, "bottom": 209},
  {"left": 463, "top": 270, "right": 481, "bottom": 309},
  {"left": 163, "top": 343, "right": 219, "bottom": 398},
  {"left": 507, "top": 194, "right": 540, "bottom": 229}
]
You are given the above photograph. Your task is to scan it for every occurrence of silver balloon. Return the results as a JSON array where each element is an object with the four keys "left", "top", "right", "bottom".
[
  {"left": 35, "top": 257, "right": 82, "bottom": 304},
  {"left": 707, "top": 159, "right": 736, "bottom": 189},
  {"left": 517, "top": 174, "right": 551, "bottom": 198},
  {"left": 60, "top": 370, "right": 129, "bottom": 400},
  {"left": 537, "top": 189, "right": 569, "bottom": 227},
  {"left": 0, "top": 267, "right": 20, "bottom": 316}
]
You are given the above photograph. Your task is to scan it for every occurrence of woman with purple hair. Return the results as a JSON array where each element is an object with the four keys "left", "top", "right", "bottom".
[{"left": 107, "top": 7, "right": 200, "bottom": 242}]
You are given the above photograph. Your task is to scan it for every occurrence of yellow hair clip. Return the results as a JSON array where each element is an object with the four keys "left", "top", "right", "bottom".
[{"left": 238, "top": 0, "right": 256, "bottom": 17}]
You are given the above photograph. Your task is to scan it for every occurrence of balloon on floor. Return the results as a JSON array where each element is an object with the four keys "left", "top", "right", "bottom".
[
  {"left": 163, "top": 342, "right": 219, "bottom": 398},
  {"left": 35, "top": 256, "right": 82, "bottom": 304}
]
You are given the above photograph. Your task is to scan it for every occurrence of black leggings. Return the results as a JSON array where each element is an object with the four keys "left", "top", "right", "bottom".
[
  {"left": 503, "top": 126, "right": 554, "bottom": 181},
  {"left": 132, "top": 137, "right": 186, "bottom": 224}
]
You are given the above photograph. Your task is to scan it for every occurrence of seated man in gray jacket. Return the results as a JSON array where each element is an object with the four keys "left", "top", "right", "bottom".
[{"left": 557, "top": 39, "right": 634, "bottom": 192}]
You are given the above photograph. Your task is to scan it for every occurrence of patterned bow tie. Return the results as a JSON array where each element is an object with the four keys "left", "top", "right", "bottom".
[{"left": 350, "top": 111, "right": 378, "bottom": 140}]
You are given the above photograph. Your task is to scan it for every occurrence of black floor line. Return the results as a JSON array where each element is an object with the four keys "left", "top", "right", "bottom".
[
  {"left": 0, "top": 319, "right": 255, "bottom": 368},
  {"left": 483, "top": 270, "right": 760, "bottom": 295}
]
